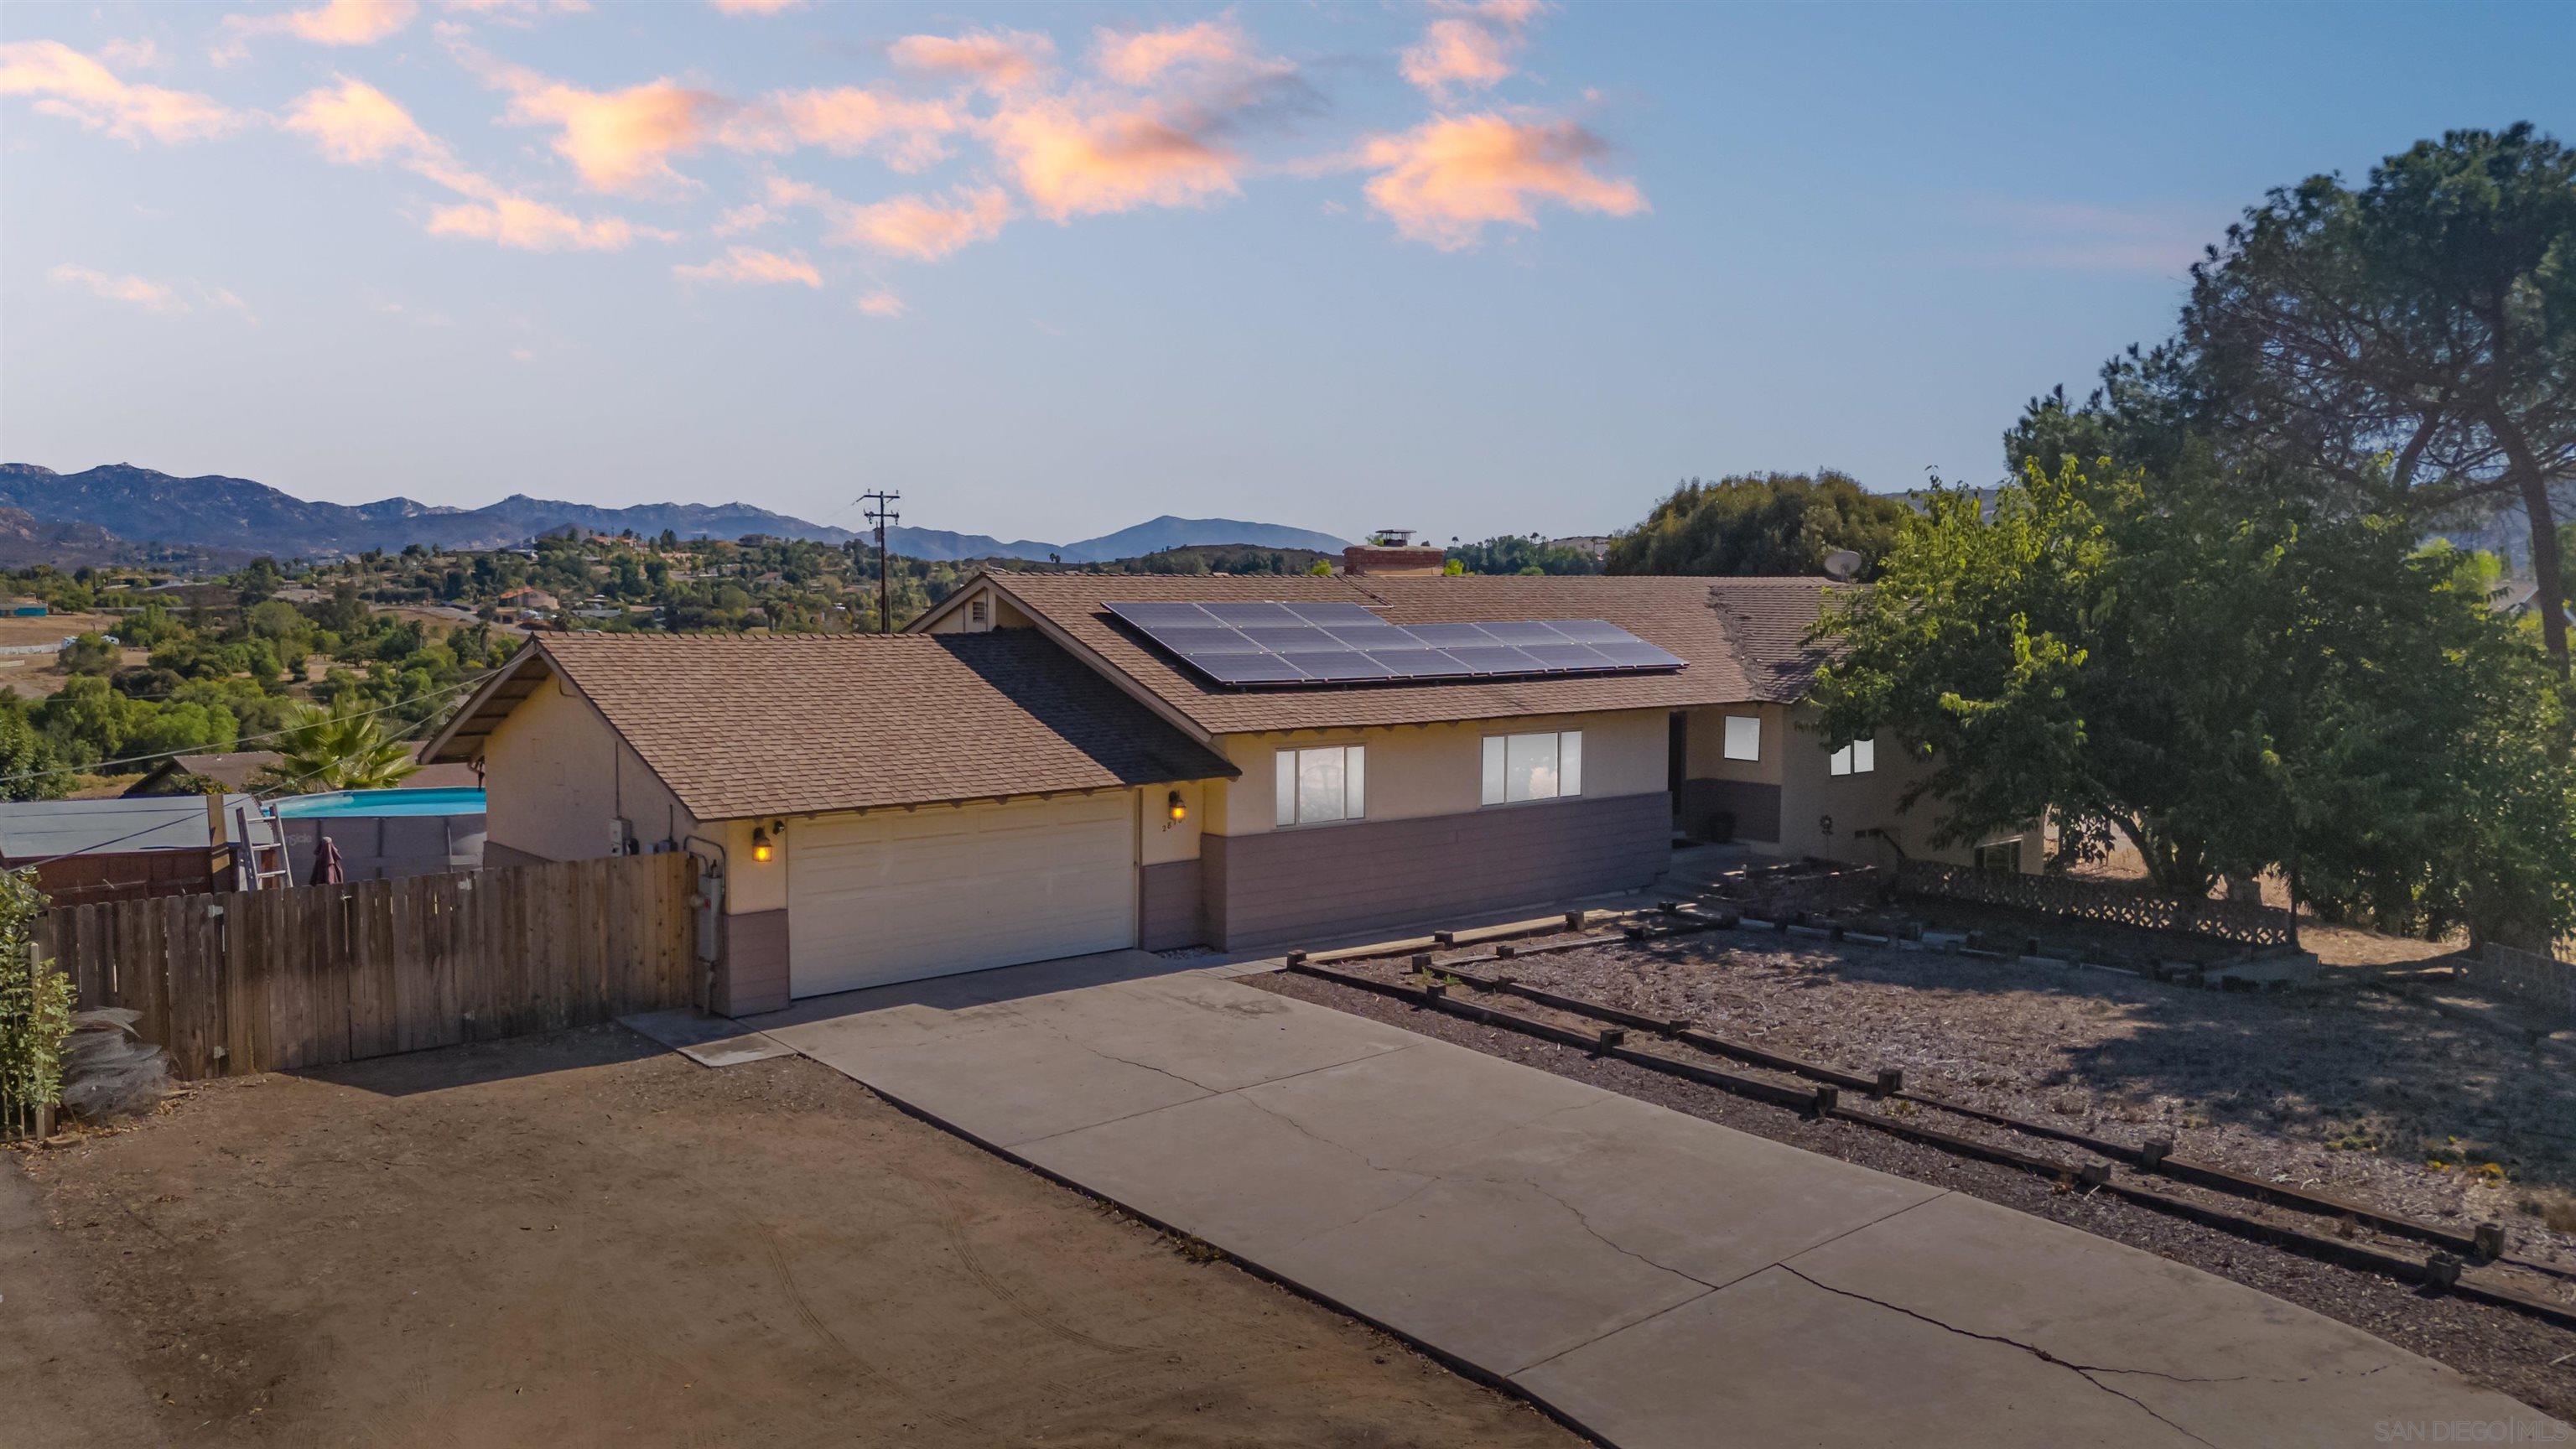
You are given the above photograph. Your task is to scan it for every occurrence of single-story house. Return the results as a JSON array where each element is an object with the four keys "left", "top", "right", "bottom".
[
  {"left": 430, "top": 565, "right": 2039, "bottom": 1015},
  {"left": 4, "top": 596, "right": 47, "bottom": 617}
]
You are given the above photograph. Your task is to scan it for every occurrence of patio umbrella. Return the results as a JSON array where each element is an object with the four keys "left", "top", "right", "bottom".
[{"left": 309, "top": 834, "right": 345, "bottom": 886}]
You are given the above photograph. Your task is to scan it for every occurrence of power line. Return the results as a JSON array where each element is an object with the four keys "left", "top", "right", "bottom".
[
  {"left": 0, "top": 660, "right": 511, "bottom": 789},
  {"left": 12, "top": 686, "right": 470, "bottom": 873}
]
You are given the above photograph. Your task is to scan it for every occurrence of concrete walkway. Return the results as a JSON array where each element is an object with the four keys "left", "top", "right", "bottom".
[{"left": 755, "top": 952, "right": 2558, "bottom": 1449}]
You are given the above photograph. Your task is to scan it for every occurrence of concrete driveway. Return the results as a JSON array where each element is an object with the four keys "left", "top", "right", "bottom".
[{"left": 756, "top": 952, "right": 2561, "bottom": 1449}]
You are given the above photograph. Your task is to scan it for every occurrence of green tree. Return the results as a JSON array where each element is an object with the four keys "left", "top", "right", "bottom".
[
  {"left": 1607, "top": 471, "right": 1911, "bottom": 577},
  {"left": 2182, "top": 123, "right": 2576, "bottom": 673},
  {"left": 1814, "top": 449, "right": 2576, "bottom": 943},
  {"left": 55, "top": 633, "right": 116, "bottom": 678},
  {"left": 0, "top": 696, "right": 70, "bottom": 802},
  {"left": 257, "top": 703, "right": 420, "bottom": 792},
  {"left": 1447, "top": 536, "right": 1603, "bottom": 575}
]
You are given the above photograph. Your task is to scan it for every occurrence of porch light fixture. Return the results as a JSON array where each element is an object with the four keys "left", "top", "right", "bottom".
[
  {"left": 1166, "top": 790, "right": 1187, "bottom": 827},
  {"left": 751, "top": 826, "right": 774, "bottom": 863}
]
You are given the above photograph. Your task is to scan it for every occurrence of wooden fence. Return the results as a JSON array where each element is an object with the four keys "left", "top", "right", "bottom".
[
  {"left": 1896, "top": 860, "right": 2292, "bottom": 949},
  {"left": 32, "top": 852, "right": 699, "bottom": 1079}
]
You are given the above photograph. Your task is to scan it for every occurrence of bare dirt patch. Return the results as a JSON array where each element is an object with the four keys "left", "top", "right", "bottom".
[
  {"left": 4, "top": 1026, "right": 1576, "bottom": 1448},
  {"left": 1252, "top": 969, "right": 2576, "bottom": 1422}
]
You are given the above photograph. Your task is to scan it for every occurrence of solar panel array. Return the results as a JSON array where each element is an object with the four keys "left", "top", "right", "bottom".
[{"left": 1104, "top": 600, "right": 1687, "bottom": 688}]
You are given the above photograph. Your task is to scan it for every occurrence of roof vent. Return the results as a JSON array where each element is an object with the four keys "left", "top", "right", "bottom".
[{"left": 1823, "top": 549, "right": 1863, "bottom": 582}]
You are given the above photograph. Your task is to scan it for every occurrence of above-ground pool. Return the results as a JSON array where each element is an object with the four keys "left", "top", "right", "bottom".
[{"left": 273, "top": 787, "right": 487, "bottom": 818}]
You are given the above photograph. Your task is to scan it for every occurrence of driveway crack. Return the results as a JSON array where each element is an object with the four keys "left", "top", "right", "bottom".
[{"left": 1775, "top": 1265, "right": 2226, "bottom": 1448}]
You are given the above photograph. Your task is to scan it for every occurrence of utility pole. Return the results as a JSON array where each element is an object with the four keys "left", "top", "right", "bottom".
[{"left": 860, "top": 490, "right": 901, "bottom": 634}]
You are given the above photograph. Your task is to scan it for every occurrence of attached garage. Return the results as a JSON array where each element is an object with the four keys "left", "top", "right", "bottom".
[
  {"left": 426, "top": 630, "right": 1239, "bottom": 1016},
  {"left": 788, "top": 793, "right": 1137, "bottom": 997}
]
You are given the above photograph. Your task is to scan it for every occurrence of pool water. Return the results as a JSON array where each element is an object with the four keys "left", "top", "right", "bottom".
[{"left": 273, "top": 787, "right": 487, "bottom": 818}]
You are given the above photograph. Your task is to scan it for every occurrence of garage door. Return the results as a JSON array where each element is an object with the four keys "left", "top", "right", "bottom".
[{"left": 787, "top": 792, "right": 1136, "bottom": 997}]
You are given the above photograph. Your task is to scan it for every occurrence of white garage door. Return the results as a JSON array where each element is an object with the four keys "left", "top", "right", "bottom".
[{"left": 787, "top": 792, "right": 1136, "bottom": 998}]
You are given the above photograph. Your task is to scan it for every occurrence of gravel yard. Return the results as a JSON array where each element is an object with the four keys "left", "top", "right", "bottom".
[
  {"left": 1491, "top": 932, "right": 2576, "bottom": 1256},
  {"left": 1252, "top": 966, "right": 2576, "bottom": 1422}
]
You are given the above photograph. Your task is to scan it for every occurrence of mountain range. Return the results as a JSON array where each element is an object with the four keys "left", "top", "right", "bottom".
[{"left": 0, "top": 464, "right": 1351, "bottom": 566}]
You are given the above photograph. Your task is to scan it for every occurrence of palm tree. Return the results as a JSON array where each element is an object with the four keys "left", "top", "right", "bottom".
[{"left": 256, "top": 703, "right": 418, "bottom": 793}]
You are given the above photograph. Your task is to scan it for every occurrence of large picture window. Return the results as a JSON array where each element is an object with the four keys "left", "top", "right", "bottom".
[
  {"left": 1275, "top": 745, "right": 1365, "bottom": 827},
  {"left": 1828, "top": 738, "right": 1877, "bottom": 776},
  {"left": 1480, "top": 730, "right": 1583, "bottom": 805}
]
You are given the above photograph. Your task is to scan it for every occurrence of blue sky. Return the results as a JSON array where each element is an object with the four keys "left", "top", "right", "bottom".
[{"left": 3, "top": 1, "right": 2568, "bottom": 547}]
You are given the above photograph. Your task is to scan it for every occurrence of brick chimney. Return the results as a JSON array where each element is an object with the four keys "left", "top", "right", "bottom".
[{"left": 1342, "top": 529, "right": 1446, "bottom": 577}]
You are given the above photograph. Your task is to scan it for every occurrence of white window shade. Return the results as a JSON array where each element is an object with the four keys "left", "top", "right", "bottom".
[{"left": 1723, "top": 714, "right": 1762, "bottom": 761}]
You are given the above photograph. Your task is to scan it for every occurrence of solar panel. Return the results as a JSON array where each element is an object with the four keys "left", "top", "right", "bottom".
[
  {"left": 1282, "top": 603, "right": 1384, "bottom": 626},
  {"left": 1202, "top": 602, "right": 1305, "bottom": 626},
  {"left": 1194, "top": 652, "right": 1311, "bottom": 684},
  {"left": 1113, "top": 601, "right": 1221, "bottom": 628},
  {"left": 1104, "top": 601, "right": 1685, "bottom": 689}
]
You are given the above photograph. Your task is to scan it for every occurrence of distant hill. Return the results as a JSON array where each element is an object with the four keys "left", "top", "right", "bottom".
[{"left": 1, "top": 463, "right": 1350, "bottom": 566}]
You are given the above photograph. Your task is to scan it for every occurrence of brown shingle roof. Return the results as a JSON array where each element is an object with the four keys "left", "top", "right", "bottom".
[
  {"left": 436, "top": 631, "right": 1236, "bottom": 821},
  {"left": 1702, "top": 578, "right": 1844, "bottom": 701},
  {"left": 974, "top": 572, "right": 1835, "bottom": 736}
]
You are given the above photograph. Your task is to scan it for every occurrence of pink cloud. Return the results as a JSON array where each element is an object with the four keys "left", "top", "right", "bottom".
[
  {"left": 220, "top": 0, "right": 417, "bottom": 58},
  {"left": 719, "top": 87, "right": 957, "bottom": 171},
  {"left": 709, "top": 0, "right": 802, "bottom": 13},
  {"left": 49, "top": 263, "right": 189, "bottom": 313},
  {"left": 1400, "top": 0, "right": 1542, "bottom": 99},
  {"left": 427, "top": 195, "right": 648, "bottom": 251},
  {"left": 1358, "top": 112, "right": 1644, "bottom": 249},
  {"left": 282, "top": 74, "right": 434, "bottom": 163},
  {"left": 1092, "top": 19, "right": 1251, "bottom": 87},
  {"left": 283, "top": 77, "right": 659, "bottom": 252},
  {"left": 854, "top": 289, "right": 906, "bottom": 318},
  {"left": 832, "top": 186, "right": 1015, "bottom": 261},
  {"left": 1, "top": 40, "right": 239, "bottom": 144},
  {"left": 485, "top": 65, "right": 726, "bottom": 195},
  {"left": 673, "top": 245, "right": 822, "bottom": 286},
  {"left": 985, "top": 99, "right": 1240, "bottom": 221},
  {"left": 887, "top": 29, "right": 1054, "bottom": 92}
]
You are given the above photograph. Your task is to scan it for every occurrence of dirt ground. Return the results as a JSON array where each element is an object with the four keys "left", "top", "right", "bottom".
[
  {"left": 1253, "top": 969, "right": 2576, "bottom": 1423},
  {"left": 1476, "top": 933, "right": 2576, "bottom": 1255},
  {"left": 3, "top": 1026, "right": 1576, "bottom": 1449}
]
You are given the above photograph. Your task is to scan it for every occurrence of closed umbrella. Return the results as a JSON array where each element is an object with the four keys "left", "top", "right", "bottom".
[{"left": 309, "top": 834, "right": 345, "bottom": 886}]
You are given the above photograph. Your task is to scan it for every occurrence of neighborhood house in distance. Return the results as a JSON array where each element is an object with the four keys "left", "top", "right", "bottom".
[{"left": 428, "top": 543, "right": 2039, "bottom": 1015}]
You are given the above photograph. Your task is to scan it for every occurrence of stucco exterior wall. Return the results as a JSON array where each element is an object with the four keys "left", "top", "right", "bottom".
[
  {"left": 477, "top": 677, "right": 698, "bottom": 866},
  {"left": 1683, "top": 703, "right": 2043, "bottom": 871},
  {"left": 1204, "top": 709, "right": 1668, "bottom": 839}
]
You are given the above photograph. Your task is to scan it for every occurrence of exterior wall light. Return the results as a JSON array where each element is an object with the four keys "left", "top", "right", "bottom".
[
  {"left": 751, "top": 826, "right": 775, "bottom": 863},
  {"left": 1166, "top": 790, "right": 1187, "bottom": 827}
]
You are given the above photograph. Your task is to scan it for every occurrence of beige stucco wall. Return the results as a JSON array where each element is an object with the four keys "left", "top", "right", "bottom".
[
  {"left": 478, "top": 676, "right": 698, "bottom": 867},
  {"left": 1684, "top": 703, "right": 1789, "bottom": 785},
  {"left": 1140, "top": 780, "right": 1203, "bottom": 864},
  {"left": 1203, "top": 709, "right": 1668, "bottom": 839},
  {"left": 1727, "top": 704, "right": 2043, "bottom": 871}
]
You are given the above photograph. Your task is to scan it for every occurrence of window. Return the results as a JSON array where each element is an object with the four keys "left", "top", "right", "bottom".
[
  {"left": 1974, "top": 839, "right": 2022, "bottom": 875},
  {"left": 1828, "top": 737, "right": 1877, "bottom": 776},
  {"left": 1275, "top": 745, "right": 1365, "bottom": 826},
  {"left": 1481, "top": 730, "right": 1583, "bottom": 805},
  {"left": 1722, "top": 714, "right": 1762, "bottom": 761}
]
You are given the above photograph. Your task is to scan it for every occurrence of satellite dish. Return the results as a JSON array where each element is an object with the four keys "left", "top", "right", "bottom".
[{"left": 1823, "top": 549, "right": 1864, "bottom": 581}]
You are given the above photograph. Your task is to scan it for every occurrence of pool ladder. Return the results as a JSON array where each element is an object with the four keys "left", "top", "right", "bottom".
[{"left": 226, "top": 797, "right": 295, "bottom": 891}]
